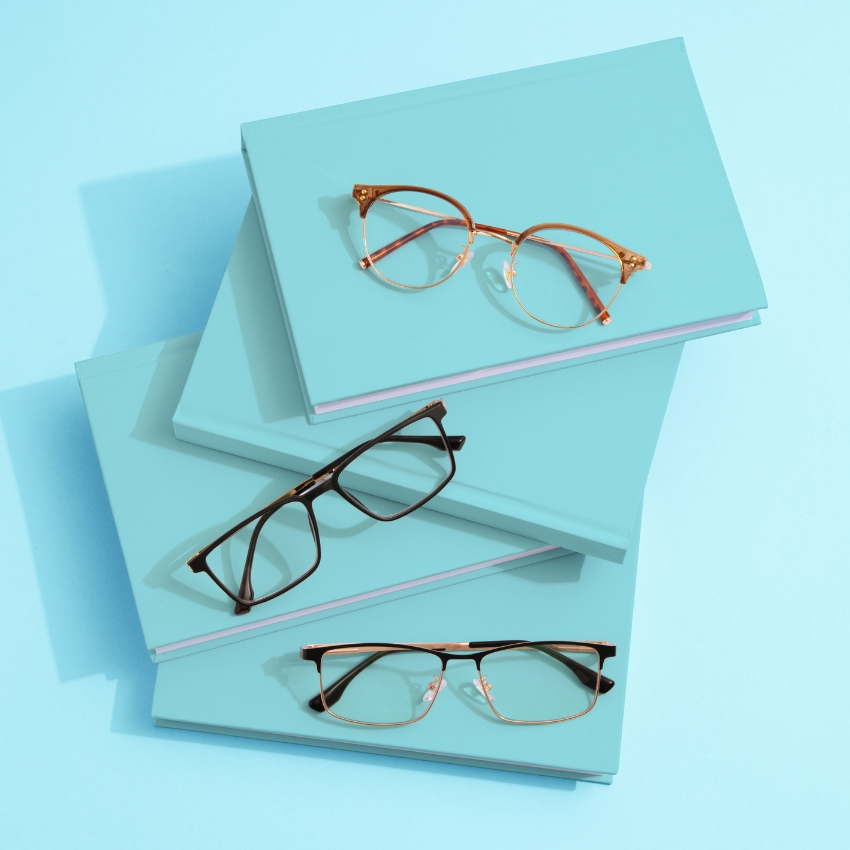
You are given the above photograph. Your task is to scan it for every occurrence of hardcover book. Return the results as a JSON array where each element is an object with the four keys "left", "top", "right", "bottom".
[
  {"left": 153, "top": 514, "right": 642, "bottom": 783},
  {"left": 240, "top": 38, "right": 765, "bottom": 423},
  {"left": 173, "top": 200, "right": 682, "bottom": 561},
  {"left": 76, "top": 335, "right": 563, "bottom": 662}
]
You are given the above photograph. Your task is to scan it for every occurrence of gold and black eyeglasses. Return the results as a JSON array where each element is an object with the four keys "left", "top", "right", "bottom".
[
  {"left": 354, "top": 184, "right": 651, "bottom": 329},
  {"left": 187, "top": 401, "right": 464, "bottom": 615},
  {"left": 301, "top": 640, "right": 616, "bottom": 726}
]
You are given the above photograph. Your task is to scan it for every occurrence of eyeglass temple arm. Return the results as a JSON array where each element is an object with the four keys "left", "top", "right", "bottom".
[
  {"left": 312, "top": 434, "right": 465, "bottom": 481},
  {"left": 360, "top": 220, "right": 611, "bottom": 324},
  {"left": 468, "top": 641, "right": 615, "bottom": 694},
  {"left": 384, "top": 434, "right": 465, "bottom": 450},
  {"left": 307, "top": 650, "right": 399, "bottom": 713},
  {"left": 359, "top": 218, "right": 468, "bottom": 269},
  {"left": 538, "top": 643, "right": 615, "bottom": 694},
  {"left": 523, "top": 235, "right": 611, "bottom": 324}
]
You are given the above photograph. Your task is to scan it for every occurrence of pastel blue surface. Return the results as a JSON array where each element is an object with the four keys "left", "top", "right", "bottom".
[
  {"left": 153, "top": 529, "right": 641, "bottom": 779},
  {"left": 76, "top": 334, "right": 561, "bottom": 660},
  {"left": 242, "top": 38, "right": 765, "bottom": 416},
  {"left": 2, "top": 4, "right": 848, "bottom": 848},
  {"left": 174, "top": 199, "right": 682, "bottom": 561}
]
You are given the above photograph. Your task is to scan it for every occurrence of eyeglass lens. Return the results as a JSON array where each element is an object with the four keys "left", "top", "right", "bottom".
[
  {"left": 364, "top": 190, "right": 471, "bottom": 287},
  {"left": 337, "top": 418, "right": 453, "bottom": 518},
  {"left": 320, "top": 648, "right": 443, "bottom": 724},
  {"left": 511, "top": 229, "right": 622, "bottom": 327},
  {"left": 204, "top": 501, "right": 318, "bottom": 603}
]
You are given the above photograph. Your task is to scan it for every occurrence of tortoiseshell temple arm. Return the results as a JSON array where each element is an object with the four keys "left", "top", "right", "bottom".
[
  {"left": 358, "top": 218, "right": 468, "bottom": 269},
  {"left": 531, "top": 237, "right": 611, "bottom": 324},
  {"left": 360, "top": 221, "right": 612, "bottom": 324},
  {"left": 307, "top": 645, "right": 613, "bottom": 714}
]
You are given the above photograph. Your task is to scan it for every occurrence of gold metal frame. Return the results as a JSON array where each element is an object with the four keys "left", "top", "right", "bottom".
[
  {"left": 306, "top": 640, "right": 613, "bottom": 727},
  {"left": 353, "top": 184, "right": 651, "bottom": 329}
]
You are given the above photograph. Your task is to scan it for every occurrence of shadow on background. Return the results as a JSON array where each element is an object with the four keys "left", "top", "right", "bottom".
[
  {"left": 0, "top": 157, "right": 580, "bottom": 788},
  {"left": 79, "top": 155, "right": 250, "bottom": 356},
  {"left": 0, "top": 376, "right": 157, "bottom": 737},
  {"left": 0, "top": 157, "right": 250, "bottom": 737}
]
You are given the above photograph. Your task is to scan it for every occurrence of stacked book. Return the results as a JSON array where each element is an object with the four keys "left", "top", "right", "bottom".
[{"left": 77, "top": 39, "right": 765, "bottom": 783}]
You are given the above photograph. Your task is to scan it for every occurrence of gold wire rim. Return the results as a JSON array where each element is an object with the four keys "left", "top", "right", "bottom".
[
  {"left": 508, "top": 225, "right": 625, "bottom": 330},
  {"left": 318, "top": 666, "right": 445, "bottom": 727},
  {"left": 362, "top": 190, "right": 474, "bottom": 290}
]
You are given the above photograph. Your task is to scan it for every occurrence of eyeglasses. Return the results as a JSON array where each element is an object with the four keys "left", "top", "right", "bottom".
[
  {"left": 187, "top": 401, "right": 464, "bottom": 615},
  {"left": 353, "top": 184, "right": 651, "bottom": 329},
  {"left": 301, "top": 640, "right": 616, "bottom": 726}
]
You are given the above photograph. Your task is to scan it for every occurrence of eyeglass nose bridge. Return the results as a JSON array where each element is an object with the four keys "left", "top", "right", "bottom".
[{"left": 470, "top": 223, "right": 520, "bottom": 245}]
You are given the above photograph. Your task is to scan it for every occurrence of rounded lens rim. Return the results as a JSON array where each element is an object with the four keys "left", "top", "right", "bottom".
[
  {"left": 478, "top": 642, "right": 602, "bottom": 725},
  {"left": 509, "top": 223, "right": 625, "bottom": 329},
  {"left": 318, "top": 645, "right": 445, "bottom": 726},
  {"left": 362, "top": 187, "right": 474, "bottom": 290}
]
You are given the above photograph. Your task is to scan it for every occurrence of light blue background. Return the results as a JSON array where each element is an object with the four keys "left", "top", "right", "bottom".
[{"left": 1, "top": 2, "right": 847, "bottom": 847}]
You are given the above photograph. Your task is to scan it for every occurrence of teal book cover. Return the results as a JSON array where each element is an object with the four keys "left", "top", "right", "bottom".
[
  {"left": 153, "top": 514, "right": 642, "bottom": 782},
  {"left": 75, "top": 336, "right": 564, "bottom": 662},
  {"left": 241, "top": 38, "right": 765, "bottom": 421},
  {"left": 173, "top": 200, "right": 681, "bottom": 562}
]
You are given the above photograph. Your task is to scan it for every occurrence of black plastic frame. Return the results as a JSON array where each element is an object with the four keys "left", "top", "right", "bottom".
[
  {"left": 301, "top": 640, "right": 616, "bottom": 725},
  {"left": 186, "top": 400, "right": 463, "bottom": 615}
]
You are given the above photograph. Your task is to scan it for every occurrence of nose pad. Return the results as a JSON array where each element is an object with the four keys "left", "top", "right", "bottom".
[
  {"left": 422, "top": 676, "right": 447, "bottom": 702},
  {"left": 450, "top": 249, "right": 475, "bottom": 275},
  {"left": 502, "top": 260, "right": 515, "bottom": 290},
  {"left": 473, "top": 676, "right": 494, "bottom": 700}
]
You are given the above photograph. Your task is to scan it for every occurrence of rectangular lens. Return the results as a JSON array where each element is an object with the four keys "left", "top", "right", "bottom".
[
  {"left": 478, "top": 643, "right": 601, "bottom": 722},
  {"left": 205, "top": 501, "right": 318, "bottom": 602},
  {"left": 320, "top": 647, "right": 443, "bottom": 724},
  {"left": 337, "top": 418, "right": 452, "bottom": 518}
]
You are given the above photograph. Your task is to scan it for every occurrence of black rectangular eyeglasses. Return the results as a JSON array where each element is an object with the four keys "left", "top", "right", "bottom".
[
  {"left": 301, "top": 640, "right": 617, "bottom": 726},
  {"left": 186, "top": 400, "right": 464, "bottom": 615}
]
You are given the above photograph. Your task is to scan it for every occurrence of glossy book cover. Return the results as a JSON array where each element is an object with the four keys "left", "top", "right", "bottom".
[
  {"left": 240, "top": 38, "right": 765, "bottom": 421},
  {"left": 173, "top": 201, "right": 682, "bottom": 562}
]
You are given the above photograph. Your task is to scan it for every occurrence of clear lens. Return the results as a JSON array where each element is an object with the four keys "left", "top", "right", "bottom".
[
  {"left": 337, "top": 418, "right": 452, "bottom": 518},
  {"left": 321, "top": 647, "right": 443, "bottom": 724},
  {"left": 478, "top": 643, "right": 601, "bottom": 722},
  {"left": 364, "top": 190, "right": 471, "bottom": 288},
  {"left": 205, "top": 501, "right": 318, "bottom": 601},
  {"left": 511, "top": 228, "right": 622, "bottom": 327}
]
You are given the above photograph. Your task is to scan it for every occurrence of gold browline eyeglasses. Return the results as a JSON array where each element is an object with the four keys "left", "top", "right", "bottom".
[
  {"left": 353, "top": 184, "right": 651, "bottom": 329},
  {"left": 301, "top": 640, "right": 616, "bottom": 727}
]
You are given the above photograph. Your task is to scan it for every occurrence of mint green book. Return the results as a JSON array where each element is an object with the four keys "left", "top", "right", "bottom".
[
  {"left": 239, "top": 38, "right": 764, "bottom": 423},
  {"left": 153, "top": 514, "right": 642, "bottom": 783},
  {"left": 173, "top": 199, "right": 682, "bottom": 562},
  {"left": 76, "top": 336, "right": 564, "bottom": 662}
]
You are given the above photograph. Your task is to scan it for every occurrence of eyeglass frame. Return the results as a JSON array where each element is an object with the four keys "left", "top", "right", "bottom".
[
  {"left": 186, "top": 400, "right": 464, "bottom": 615},
  {"left": 301, "top": 639, "right": 617, "bottom": 727},
  {"left": 353, "top": 183, "right": 651, "bottom": 329}
]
